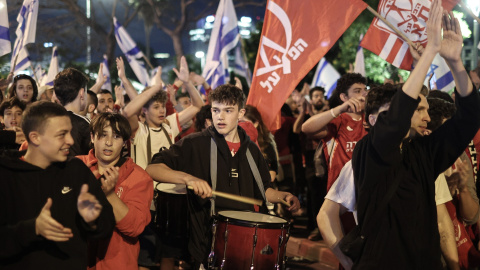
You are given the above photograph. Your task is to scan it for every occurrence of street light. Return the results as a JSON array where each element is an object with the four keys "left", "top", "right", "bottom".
[
  {"left": 467, "top": 0, "right": 480, "bottom": 69},
  {"left": 195, "top": 51, "right": 205, "bottom": 70}
]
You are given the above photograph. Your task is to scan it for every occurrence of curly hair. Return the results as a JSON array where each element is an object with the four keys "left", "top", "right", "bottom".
[
  {"left": 426, "top": 97, "right": 456, "bottom": 132},
  {"left": 208, "top": 84, "right": 245, "bottom": 109},
  {"left": 90, "top": 112, "right": 132, "bottom": 141},
  {"left": 335, "top": 73, "right": 367, "bottom": 96},
  {"left": 0, "top": 97, "right": 26, "bottom": 115},
  {"left": 8, "top": 74, "right": 38, "bottom": 102},
  {"left": 143, "top": 89, "right": 168, "bottom": 109},
  {"left": 54, "top": 68, "right": 89, "bottom": 106},
  {"left": 195, "top": 104, "right": 212, "bottom": 132},
  {"left": 365, "top": 83, "right": 399, "bottom": 128}
]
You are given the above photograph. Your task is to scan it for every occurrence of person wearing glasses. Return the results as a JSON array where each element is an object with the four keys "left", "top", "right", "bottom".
[{"left": 8, "top": 74, "right": 38, "bottom": 105}]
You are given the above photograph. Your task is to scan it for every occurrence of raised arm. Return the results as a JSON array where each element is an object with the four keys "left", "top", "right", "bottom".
[
  {"left": 122, "top": 84, "right": 163, "bottom": 134},
  {"left": 402, "top": 0, "right": 442, "bottom": 99},
  {"left": 440, "top": 11, "right": 473, "bottom": 97},
  {"left": 90, "top": 63, "right": 107, "bottom": 94},
  {"left": 117, "top": 57, "right": 138, "bottom": 100},
  {"left": 174, "top": 56, "right": 204, "bottom": 125}
]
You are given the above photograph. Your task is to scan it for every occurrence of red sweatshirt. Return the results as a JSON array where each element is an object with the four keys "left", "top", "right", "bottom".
[{"left": 77, "top": 150, "right": 153, "bottom": 270}]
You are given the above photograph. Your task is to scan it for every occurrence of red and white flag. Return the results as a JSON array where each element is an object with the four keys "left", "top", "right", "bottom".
[
  {"left": 247, "top": 0, "right": 367, "bottom": 130},
  {"left": 361, "top": 0, "right": 459, "bottom": 71}
]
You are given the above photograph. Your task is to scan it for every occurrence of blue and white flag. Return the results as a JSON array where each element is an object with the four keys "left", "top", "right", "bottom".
[
  {"left": 354, "top": 34, "right": 366, "bottom": 77},
  {"left": 202, "top": 0, "right": 240, "bottom": 89},
  {"left": 42, "top": 46, "right": 59, "bottom": 87},
  {"left": 34, "top": 63, "right": 45, "bottom": 83},
  {"left": 12, "top": 47, "right": 31, "bottom": 74},
  {"left": 233, "top": 44, "right": 252, "bottom": 86},
  {"left": 100, "top": 55, "right": 112, "bottom": 91},
  {"left": 114, "top": 17, "right": 149, "bottom": 86},
  {"left": 0, "top": 0, "right": 11, "bottom": 57},
  {"left": 311, "top": 58, "right": 341, "bottom": 98},
  {"left": 425, "top": 53, "right": 455, "bottom": 92},
  {"left": 10, "top": 0, "right": 38, "bottom": 72}
]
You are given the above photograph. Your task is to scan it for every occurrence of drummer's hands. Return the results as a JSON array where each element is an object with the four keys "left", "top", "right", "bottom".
[
  {"left": 186, "top": 176, "right": 212, "bottom": 199},
  {"left": 284, "top": 193, "right": 300, "bottom": 213}
]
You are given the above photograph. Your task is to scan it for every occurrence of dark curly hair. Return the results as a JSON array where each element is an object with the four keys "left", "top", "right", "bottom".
[
  {"left": 365, "top": 84, "right": 399, "bottom": 128},
  {"left": 428, "top": 90, "right": 454, "bottom": 103},
  {"left": 335, "top": 73, "right": 367, "bottom": 97},
  {"left": 143, "top": 89, "right": 168, "bottom": 109},
  {"left": 0, "top": 97, "right": 26, "bottom": 115},
  {"left": 90, "top": 112, "right": 132, "bottom": 141},
  {"left": 208, "top": 84, "right": 245, "bottom": 109},
  {"left": 195, "top": 104, "right": 212, "bottom": 132},
  {"left": 54, "top": 68, "right": 89, "bottom": 106},
  {"left": 8, "top": 74, "right": 38, "bottom": 102},
  {"left": 427, "top": 97, "right": 456, "bottom": 132}
]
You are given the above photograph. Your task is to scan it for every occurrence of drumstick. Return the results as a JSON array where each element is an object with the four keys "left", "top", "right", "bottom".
[
  {"left": 279, "top": 199, "right": 291, "bottom": 207},
  {"left": 187, "top": 186, "right": 263, "bottom": 206}
]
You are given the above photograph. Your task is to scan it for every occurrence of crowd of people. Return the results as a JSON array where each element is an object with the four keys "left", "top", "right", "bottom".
[{"left": 1, "top": 1, "right": 480, "bottom": 269}]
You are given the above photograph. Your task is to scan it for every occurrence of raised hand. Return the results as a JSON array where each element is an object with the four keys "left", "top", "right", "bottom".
[
  {"left": 150, "top": 66, "right": 164, "bottom": 86},
  {"left": 116, "top": 57, "right": 126, "bottom": 79},
  {"left": 425, "top": 0, "right": 443, "bottom": 53},
  {"left": 440, "top": 11, "right": 463, "bottom": 62},
  {"left": 173, "top": 56, "right": 190, "bottom": 83},
  {"left": 189, "top": 72, "right": 206, "bottom": 86},
  {"left": 100, "top": 167, "right": 120, "bottom": 196},
  {"left": 77, "top": 184, "right": 102, "bottom": 225},
  {"left": 96, "top": 63, "right": 107, "bottom": 84},
  {"left": 342, "top": 97, "right": 365, "bottom": 114},
  {"left": 114, "top": 85, "right": 124, "bottom": 108},
  {"left": 35, "top": 198, "right": 73, "bottom": 241}
]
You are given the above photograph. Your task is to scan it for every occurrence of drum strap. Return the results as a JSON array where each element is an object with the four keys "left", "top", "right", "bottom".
[
  {"left": 210, "top": 138, "right": 217, "bottom": 216},
  {"left": 209, "top": 138, "right": 266, "bottom": 217}
]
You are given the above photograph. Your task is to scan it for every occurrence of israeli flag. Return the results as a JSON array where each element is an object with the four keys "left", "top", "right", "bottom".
[
  {"left": 34, "top": 63, "right": 45, "bottom": 83},
  {"left": 426, "top": 54, "right": 455, "bottom": 92},
  {"left": 202, "top": 0, "right": 240, "bottom": 89},
  {"left": 114, "top": 17, "right": 149, "bottom": 86},
  {"left": 0, "top": 0, "right": 11, "bottom": 57},
  {"left": 354, "top": 34, "right": 366, "bottom": 77},
  {"left": 12, "top": 47, "right": 31, "bottom": 74},
  {"left": 10, "top": 0, "right": 38, "bottom": 72},
  {"left": 100, "top": 55, "right": 112, "bottom": 91},
  {"left": 42, "top": 46, "right": 59, "bottom": 87},
  {"left": 233, "top": 44, "right": 252, "bottom": 86},
  {"left": 311, "top": 58, "right": 341, "bottom": 98}
]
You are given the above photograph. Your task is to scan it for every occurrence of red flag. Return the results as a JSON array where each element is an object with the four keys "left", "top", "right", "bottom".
[
  {"left": 246, "top": 0, "right": 368, "bottom": 131},
  {"left": 361, "top": 0, "right": 459, "bottom": 71}
]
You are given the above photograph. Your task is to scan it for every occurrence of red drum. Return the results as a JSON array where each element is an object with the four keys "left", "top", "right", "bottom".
[
  {"left": 210, "top": 211, "right": 290, "bottom": 270},
  {"left": 154, "top": 183, "right": 188, "bottom": 240}
]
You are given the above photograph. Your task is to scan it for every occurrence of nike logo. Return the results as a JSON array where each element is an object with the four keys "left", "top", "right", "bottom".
[
  {"left": 347, "top": 126, "right": 353, "bottom": 131},
  {"left": 61, "top": 187, "right": 72, "bottom": 194}
]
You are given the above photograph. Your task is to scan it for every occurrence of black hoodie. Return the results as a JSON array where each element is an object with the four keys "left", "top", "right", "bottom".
[
  {"left": 151, "top": 125, "right": 272, "bottom": 263},
  {"left": 0, "top": 150, "right": 115, "bottom": 270}
]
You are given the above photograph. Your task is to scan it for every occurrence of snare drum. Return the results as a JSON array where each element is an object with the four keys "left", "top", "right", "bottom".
[{"left": 210, "top": 211, "right": 290, "bottom": 270}]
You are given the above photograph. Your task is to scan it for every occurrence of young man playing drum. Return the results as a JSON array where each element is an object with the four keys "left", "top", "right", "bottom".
[{"left": 146, "top": 84, "right": 300, "bottom": 269}]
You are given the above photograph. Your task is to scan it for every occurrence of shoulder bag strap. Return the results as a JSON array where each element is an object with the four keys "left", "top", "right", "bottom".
[
  {"left": 210, "top": 138, "right": 217, "bottom": 216},
  {"left": 246, "top": 148, "right": 266, "bottom": 201}
]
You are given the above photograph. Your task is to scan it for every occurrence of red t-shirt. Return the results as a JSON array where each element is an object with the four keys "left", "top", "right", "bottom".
[
  {"left": 226, "top": 141, "right": 241, "bottom": 156},
  {"left": 324, "top": 113, "right": 368, "bottom": 191}
]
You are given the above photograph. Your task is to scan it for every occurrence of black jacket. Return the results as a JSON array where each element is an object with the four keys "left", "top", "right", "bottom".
[
  {"left": 352, "top": 88, "right": 480, "bottom": 269},
  {"left": 0, "top": 151, "right": 115, "bottom": 270},
  {"left": 68, "top": 111, "right": 91, "bottom": 156},
  {"left": 151, "top": 125, "right": 272, "bottom": 263}
]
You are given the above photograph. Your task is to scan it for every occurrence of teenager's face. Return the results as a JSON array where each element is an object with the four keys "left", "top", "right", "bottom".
[
  {"left": 92, "top": 123, "right": 123, "bottom": 166},
  {"left": 3, "top": 106, "right": 23, "bottom": 129},
  {"left": 211, "top": 101, "right": 245, "bottom": 141},
  {"left": 346, "top": 83, "right": 368, "bottom": 100},
  {"left": 16, "top": 79, "right": 34, "bottom": 103},
  {"left": 143, "top": 101, "right": 166, "bottom": 127},
  {"left": 409, "top": 94, "right": 430, "bottom": 138},
  {"left": 97, "top": 93, "right": 114, "bottom": 113},
  {"left": 36, "top": 116, "right": 74, "bottom": 164},
  {"left": 177, "top": 96, "right": 191, "bottom": 110}
]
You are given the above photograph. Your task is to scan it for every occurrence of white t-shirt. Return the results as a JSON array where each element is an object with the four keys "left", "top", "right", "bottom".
[
  {"left": 325, "top": 160, "right": 452, "bottom": 224},
  {"left": 132, "top": 113, "right": 181, "bottom": 170}
]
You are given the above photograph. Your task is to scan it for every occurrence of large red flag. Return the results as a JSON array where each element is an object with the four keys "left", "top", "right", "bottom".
[
  {"left": 361, "top": 0, "right": 460, "bottom": 71},
  {"left": 246, "top": 0, "right": 368, "bottom": 131}
]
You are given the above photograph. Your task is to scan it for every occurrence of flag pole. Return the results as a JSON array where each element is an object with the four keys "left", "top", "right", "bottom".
[
  {"left": 12, "top": 53, "right": 19, "bottom": 73},
  {"left": 142, "top": 55, "right": 155, "bottom": 71},
  {"left": 365, "top": 5, "right": 414, "bottom": 47},
  {"left": 459, "top": 2, "right": 480, "bottom": 24},
  {"left": 29, "top": 63, "right": 40, "bottom": 86}
]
